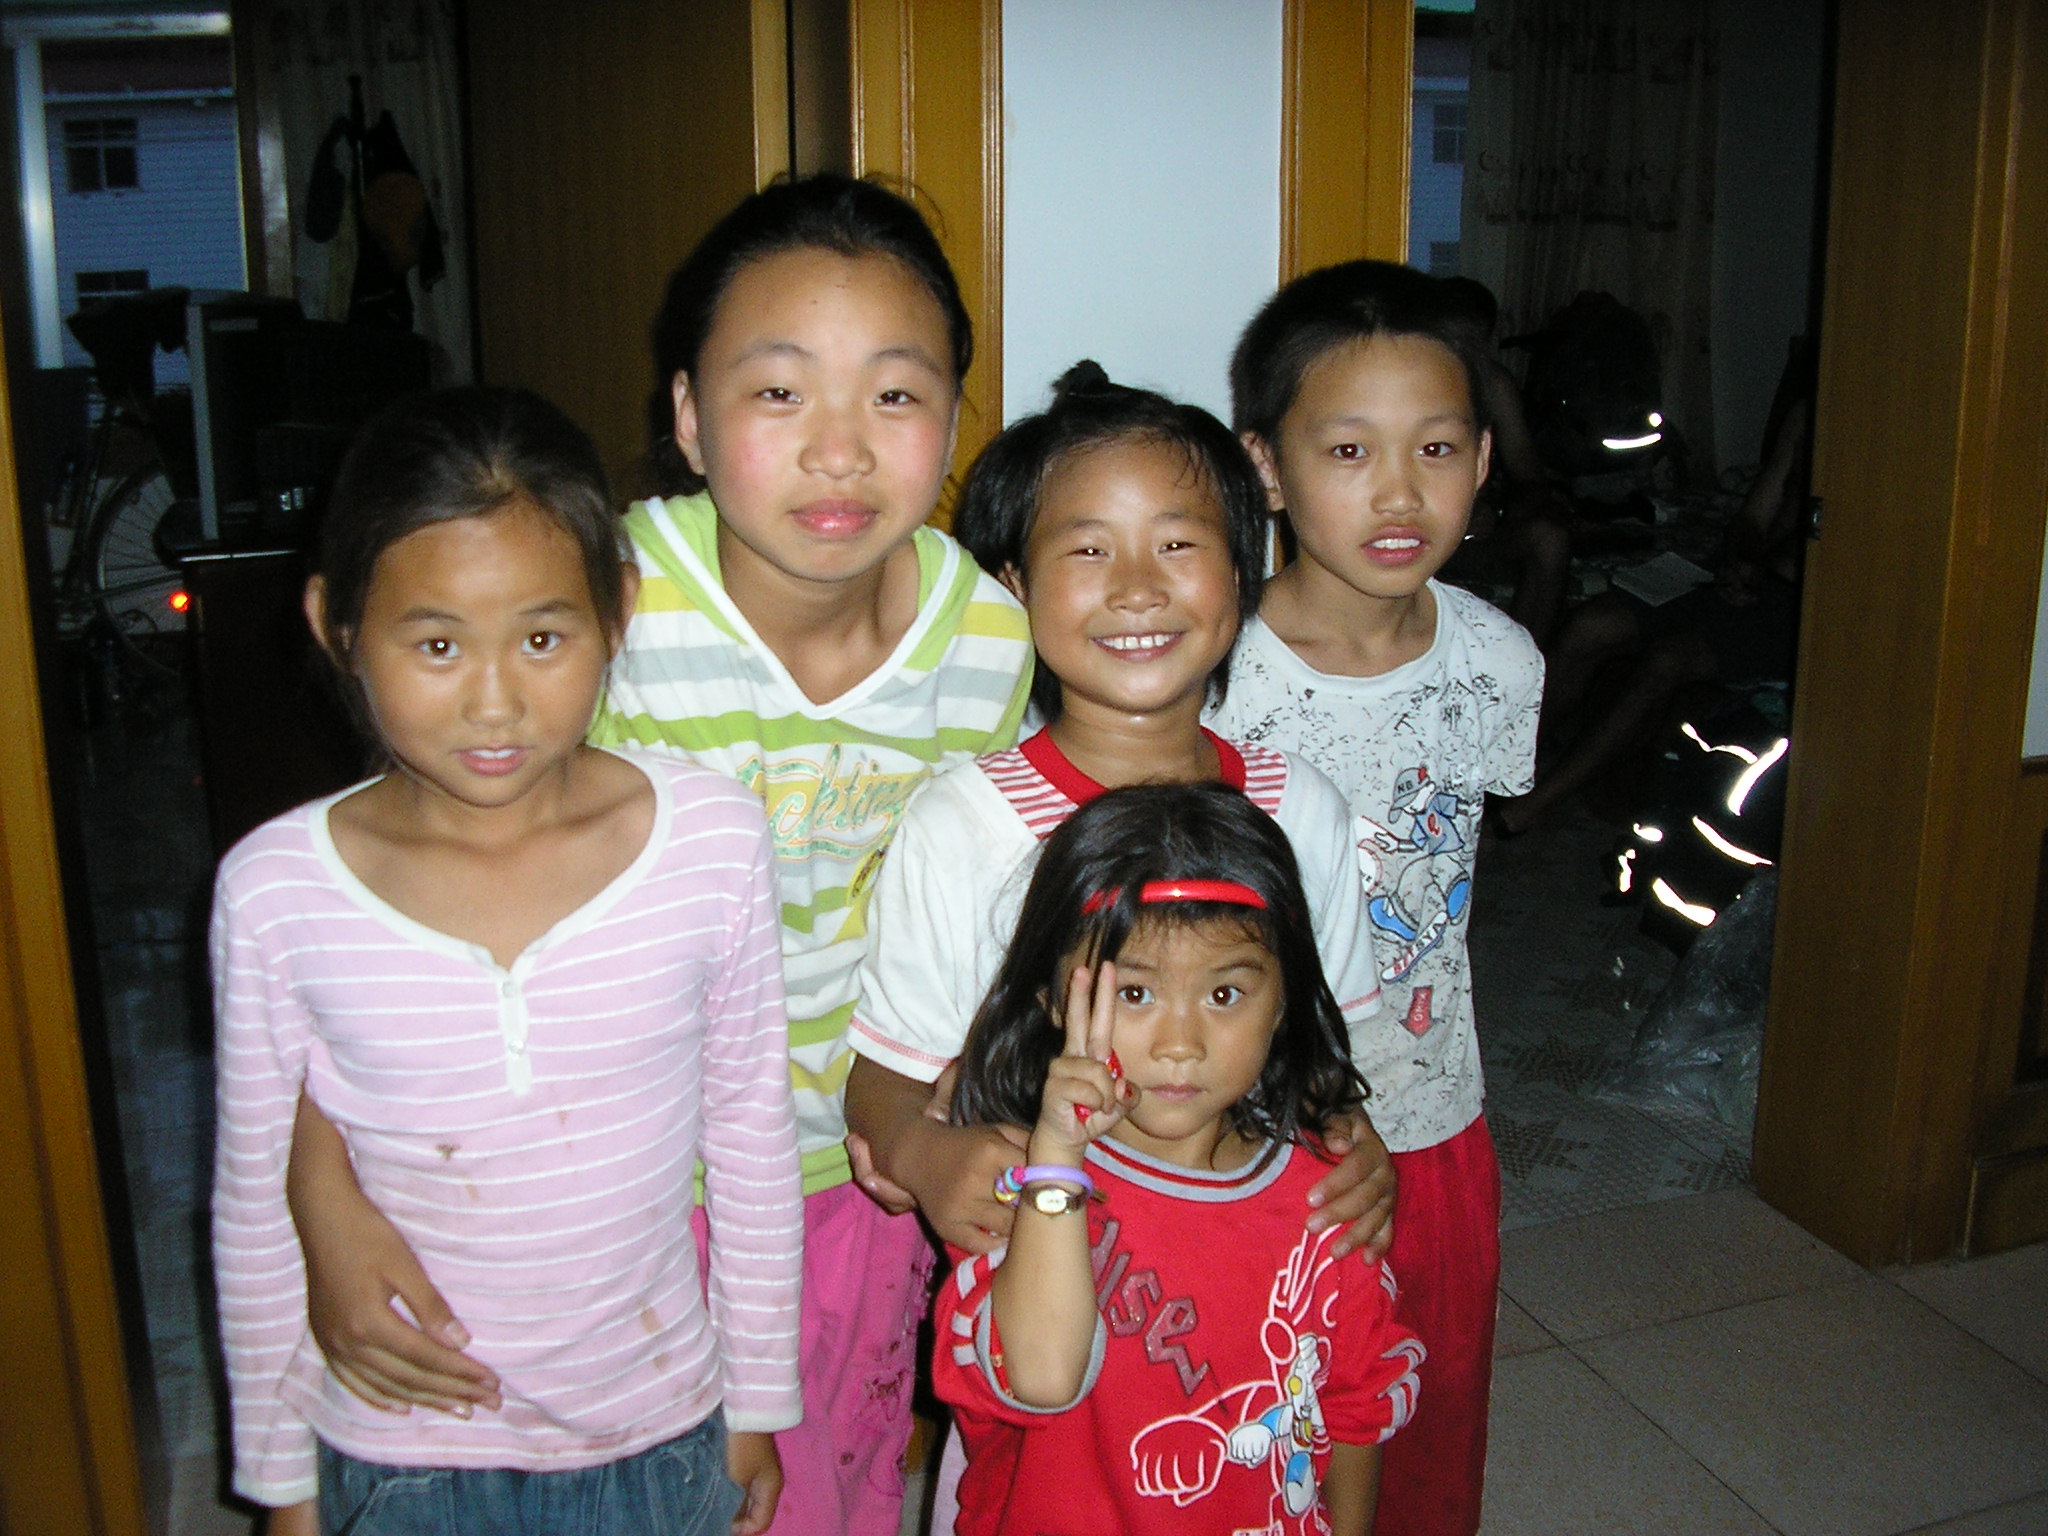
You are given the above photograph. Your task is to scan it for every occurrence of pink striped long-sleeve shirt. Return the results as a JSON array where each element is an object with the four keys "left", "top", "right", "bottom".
[{"left": 212, "top": 750, "right": 802, "bottom": 1506}]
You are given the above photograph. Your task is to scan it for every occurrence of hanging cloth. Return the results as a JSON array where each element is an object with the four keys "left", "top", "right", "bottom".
[{"left": 300, "top": 84, "right": 446, "bottom": 331}]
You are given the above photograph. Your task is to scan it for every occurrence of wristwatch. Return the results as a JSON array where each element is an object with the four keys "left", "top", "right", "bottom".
[{"left": 1026, "top": 1183, "right": 1089, "bottom": 1216}]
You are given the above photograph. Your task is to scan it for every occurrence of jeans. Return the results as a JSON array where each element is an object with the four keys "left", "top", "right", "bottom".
[{"left": 316, "top": 1411, "right": 743, "bottom": 1536}]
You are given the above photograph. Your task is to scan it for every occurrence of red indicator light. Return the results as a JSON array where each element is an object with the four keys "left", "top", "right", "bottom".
[{"left": 169, "top": 590, "right": 192, "bottom": 613}]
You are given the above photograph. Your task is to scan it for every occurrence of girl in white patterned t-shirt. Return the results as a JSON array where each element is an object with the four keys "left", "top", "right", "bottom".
[{"left": 1209, "top": 260, "right": 1544, "bottom": 1536}]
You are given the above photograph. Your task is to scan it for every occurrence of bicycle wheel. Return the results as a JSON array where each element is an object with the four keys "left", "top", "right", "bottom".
[{"left": 86, "top": 466, "right": 185, "bottom": 676}]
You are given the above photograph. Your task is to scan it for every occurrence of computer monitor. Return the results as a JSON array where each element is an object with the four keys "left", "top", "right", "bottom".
[{"left": 185, "top": 293, "right": 429, "bottom": 545}]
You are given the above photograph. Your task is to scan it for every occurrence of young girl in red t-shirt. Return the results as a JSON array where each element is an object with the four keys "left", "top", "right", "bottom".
[{"left": 934, "top": 781, "right": 1422, "bottom": 1536}]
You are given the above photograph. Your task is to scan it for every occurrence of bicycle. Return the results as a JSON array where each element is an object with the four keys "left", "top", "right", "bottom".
[
  {"left": 43, "top": 291, "right": 202, "bottom": 711},
  {"left": 52, "top": 397, "right": 189, "bottom": 655}
]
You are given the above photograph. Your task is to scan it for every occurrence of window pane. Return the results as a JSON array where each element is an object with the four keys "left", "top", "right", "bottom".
[
  {"left": 1410, "top": 7, "right": 1471, "bottom": 274},
  {"left": 1433, "top": 103, "right": 1467, "bottom": 165},
  {"left": 77, "top": 269, "right": 149, "bottom": 300},
  {"left": 103, "top": 145, "right": 138, "bottom": 188},
  {"left": 67, "top": 146, "right": 103, "bottom": 193}
]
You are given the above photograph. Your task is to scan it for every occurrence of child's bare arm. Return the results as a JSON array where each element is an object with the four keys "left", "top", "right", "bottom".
[
  {"left": 726, "top": 1431, "right": 783, "bottom": 1536},
  {"left": 843, "top": 1056, "right": 1027, "bottom": 1253},
  {"left": 1306, "top": 1109, "right": 1397, "bottom": 1259},
  {"left": 1322, "top": 1441, "right": 1380, "bottom": 1536},
  {"left": 990, "top": 963, "right": 1133, "bottom": 1408},
  {"left": 287, "top": 1094, "right": 501, "bottom": 1413},
  {"left": 263, "top": 1500, "right": 319, "bottom": 1536}
]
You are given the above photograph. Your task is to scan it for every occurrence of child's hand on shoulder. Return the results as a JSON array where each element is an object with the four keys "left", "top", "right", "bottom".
[
  {"left": 1031, "top": 962, "right": 1140, "bottom": 1164},
  {"left": 1306, "top": 1109, "right": 1397, "bottom": 1260}
]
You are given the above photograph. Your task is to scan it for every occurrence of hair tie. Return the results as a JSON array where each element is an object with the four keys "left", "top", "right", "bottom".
[
  {"left": 1081, "top": 879, "right": 1268, "bottom": 915},
  {"left": 1051, "top": 358, "right": 1115, "bottom": 400}
]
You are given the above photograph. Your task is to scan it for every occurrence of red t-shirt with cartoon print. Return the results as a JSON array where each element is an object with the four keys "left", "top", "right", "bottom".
[{"left": 934, "top": 1137, "right": 1423, "bottom": 1536}]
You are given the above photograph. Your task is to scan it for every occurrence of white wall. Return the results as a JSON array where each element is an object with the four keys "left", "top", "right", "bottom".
[
  {"left": 1002, "top": 0, "right": 1283, "bottom": 424},
  {"left": 1710, "top": 0, "right": 1826, "bottom": 474}
]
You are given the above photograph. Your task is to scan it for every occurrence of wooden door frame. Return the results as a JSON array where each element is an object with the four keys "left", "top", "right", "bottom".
[
  {"left": 0, "top": 312, "right": 150, "bottom": 1530},
  {"left": 849, "top": 0, "right": 1005, "bottom": 501},
  {"left": 1283, "top": 0, "right": 1414, "bottom": 275}
]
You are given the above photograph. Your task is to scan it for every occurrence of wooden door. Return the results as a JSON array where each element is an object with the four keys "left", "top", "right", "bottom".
[
  {"left": 463, "top": 0, "right": 792, "bottom": 493},
  {"left": 0, "top": 308, "right": 150, "bottom": 1532},
  {"left": 1755, "top": 0, "right": 2048, "bottom": 1262}
]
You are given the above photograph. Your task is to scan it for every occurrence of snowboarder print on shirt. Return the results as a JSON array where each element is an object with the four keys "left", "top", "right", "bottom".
[{"left": 1356, "top": 762, "right": 1473, "bottom": 1022}]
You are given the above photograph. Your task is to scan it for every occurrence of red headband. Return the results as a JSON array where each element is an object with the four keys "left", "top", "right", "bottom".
[{"left": 1081, "top": 879, "right": 1269, "bottom": 915}]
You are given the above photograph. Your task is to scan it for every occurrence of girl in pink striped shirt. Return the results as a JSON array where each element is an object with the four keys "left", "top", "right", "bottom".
[{"left": 211, "top": 387, "right": 802, "bottom": 1536}]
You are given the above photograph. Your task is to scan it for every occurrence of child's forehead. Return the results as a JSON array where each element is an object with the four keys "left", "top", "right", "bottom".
[
  {"left": 719, "top": 248, "right": 944, "bottom": 332},
  {"left": 368, "top": 500, "right": 594, "bottom": 610},
  {"left": 1100, "top": 909, "right": 1274, "bottom": 966},
  {"left": 1285, "top": 331, "right": 1474, "bottom": 427},
  {"left": 1039, "top": 435, "right": 1226, "bottom": 517}
]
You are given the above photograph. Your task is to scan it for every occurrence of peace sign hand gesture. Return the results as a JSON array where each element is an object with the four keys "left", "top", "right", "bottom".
[{"left": 1030, "top": 962, "right": 1140, "bottom": 1164}]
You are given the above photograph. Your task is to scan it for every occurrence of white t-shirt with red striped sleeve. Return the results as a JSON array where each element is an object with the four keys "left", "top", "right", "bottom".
[
  {"left": 211, "top": 750, "right": 802, "bottom": 1507},
  {"left": 847, "top": 729, "right": 1381, "bottom": 1085}
]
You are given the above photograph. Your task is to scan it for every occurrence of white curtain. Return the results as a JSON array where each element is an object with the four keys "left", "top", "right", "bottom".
[
  {"left": 259, "top": 0, "right": 473, "bottom": 381},
  {"left": 1461, "top": 0, "right": 1720, "bottom": 477}
]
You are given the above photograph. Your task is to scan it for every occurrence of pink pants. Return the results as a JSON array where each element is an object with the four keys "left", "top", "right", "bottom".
[
  {"left": 1375, "top": 1116, "right": 1502, "bottom": 1536},
  {"left": 694, "top": 1180, "right": 935, "bottom": 1536}
]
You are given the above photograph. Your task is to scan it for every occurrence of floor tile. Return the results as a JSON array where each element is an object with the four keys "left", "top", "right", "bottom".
[
  {"left": 1578, "top": 1276, "right": 2048, "bottom": 1536},
  {"left": 1481, "top": 1347, "right": 1775, "bottom": 1535},
  {"left": 1494, "top": 1294, "right": 1557, "bottom": 1359},
  {"left": 1491, "top": 1080, "right": 1747, "bottom": 1231},
  {"left": 1630, "top": 1095, "right": 1755, "bottom": 1179},
  {"left": 1896, "top": 1490, "right": 2048, "bottom": 1534},
  {"left": 1500, "top": 1187, "right": 1861, "bottom": 1342},
  {"left": 1891, "top": 1241, "right": 2048, "bottom": 1385}
]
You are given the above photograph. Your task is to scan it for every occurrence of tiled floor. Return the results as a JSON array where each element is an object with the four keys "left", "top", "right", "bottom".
[
  {"left": 1474, "top": 815, "right": 2048, "bottom": 1536},
  {"left": 1487, "top": 1199, "right": 2048, "bottom": 1535},
  {"left": 70, "top": 697, "right": 259, "bottom": 1536},
  {"left": 63, "top": 688, "right": 2048, "bottom": 1536}
]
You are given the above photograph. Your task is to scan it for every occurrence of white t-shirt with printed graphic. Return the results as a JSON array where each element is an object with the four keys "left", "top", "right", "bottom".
[
  {"left": 847, "top": 729, "right": 1381, "bottom": 1085},
  {"left": 1206, "top": 582, "right": 1543, "bottom": 1152}
]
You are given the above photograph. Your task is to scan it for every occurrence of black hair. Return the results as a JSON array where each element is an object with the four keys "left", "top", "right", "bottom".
[
  {"left": 952, "top": 782, "right": 1365, "bottom": 1154},
  {"left": 313, "top": 385, "right": 624, "bottom": 735},
  {"left": 646, "top": 172, "right": 974, "bottom": 495},
  {"left": 950, "top": 360, "right": 1267, "bottom": 722},
  {"left": 1230, "top": 259, "right": 1492, "bottom": 447},
  {"left": 1438, "top": 274, "right": 1501, "bottom": 341}
]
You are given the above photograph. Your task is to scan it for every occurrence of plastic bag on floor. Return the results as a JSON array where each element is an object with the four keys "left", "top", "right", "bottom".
[{"left": 1597, "top": 871, "right": 1776, "bottom": 1137}]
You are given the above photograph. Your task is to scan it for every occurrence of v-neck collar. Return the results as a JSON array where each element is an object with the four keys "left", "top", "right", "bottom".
[
  {"left": 645, "top": 495, "right": 956, "bottom": 718},
  {"left": 1018, "top": 726, "right": 1246, "bottom": 806}
]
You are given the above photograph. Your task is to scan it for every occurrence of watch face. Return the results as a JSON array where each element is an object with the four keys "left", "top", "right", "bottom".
[{"left": 1030, "top": 1185, "right": 1082, "bottom": 1215}]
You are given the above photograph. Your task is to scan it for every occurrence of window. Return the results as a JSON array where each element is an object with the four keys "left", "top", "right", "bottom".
[
  {"left": 1431, "top": 102, "right": 1467, "bottom": 166},
  {"left": 65, "top": 118, "right": 139, "bottom": 193},
  {"left": 1428, "top": 242, "right": 1460, "bottom": 277},
  {"left": 76, "top": 269, "right": 150, "bottom": 304}
]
